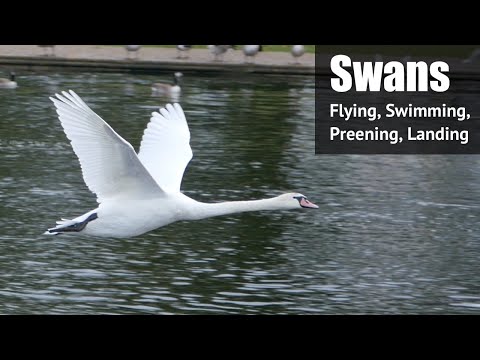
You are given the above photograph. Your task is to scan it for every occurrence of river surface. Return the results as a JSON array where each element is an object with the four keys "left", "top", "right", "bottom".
[{"left": 1, "top": 70, "right": 480, "bottom": 314}]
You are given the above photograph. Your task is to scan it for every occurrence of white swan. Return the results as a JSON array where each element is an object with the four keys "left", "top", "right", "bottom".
[{"left": 45, "top": 90, "right": 318, "bottom": 238}]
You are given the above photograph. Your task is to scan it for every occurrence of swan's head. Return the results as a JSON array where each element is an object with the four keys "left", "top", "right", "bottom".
[{"left": 276, "top": 193, "right": 319, "bottom": 209}]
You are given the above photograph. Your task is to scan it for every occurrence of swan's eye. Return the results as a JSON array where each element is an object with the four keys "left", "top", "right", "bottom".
[{"left": 293, "top": 195, "right": 306, "bottom": 203}]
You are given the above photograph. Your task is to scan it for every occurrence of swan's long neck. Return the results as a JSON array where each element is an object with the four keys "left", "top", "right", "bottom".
[{"left": 184, "top": 197, "right": 286, "bottom": 221}]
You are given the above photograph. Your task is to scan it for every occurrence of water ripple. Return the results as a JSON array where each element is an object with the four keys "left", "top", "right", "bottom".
[{"left": 1, "top": 71, "right": 480, "bottom": 314}]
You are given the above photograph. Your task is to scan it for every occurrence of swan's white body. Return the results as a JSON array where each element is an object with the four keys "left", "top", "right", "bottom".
[{"left": 45, "top": 90, "right": 318, "bottom": 238}]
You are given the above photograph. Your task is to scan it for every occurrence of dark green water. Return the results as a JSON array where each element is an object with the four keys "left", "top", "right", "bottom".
[{"left": 1, "top": 70, "right": 480, "bottom": 314}]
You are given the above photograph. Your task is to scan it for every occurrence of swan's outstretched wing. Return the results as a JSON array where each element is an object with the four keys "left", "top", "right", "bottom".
[
  {"left": 137, "top": 103, "right": 193, "bottom": 193},
  {"left": 50, "top": 90, "right": 165, "bottom": 203}
]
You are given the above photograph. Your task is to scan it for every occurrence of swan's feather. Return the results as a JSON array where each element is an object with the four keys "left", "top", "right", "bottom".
[
  {"left": 138, "top": 103, "right": 193, "bottom": 193},
  {"left": 50, "top": 90, "right": 165, "bottom": 203},
  {"left": 46, "top": 209, "right": 98, "bottom": 234}
]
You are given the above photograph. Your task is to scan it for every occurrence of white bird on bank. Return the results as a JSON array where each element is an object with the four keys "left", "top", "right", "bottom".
[
  {"left": 0, "top": 72, "right": 18, "bottom": 89},
  {"left": 45, "top": 90, "right": 318, "bottom": 238},
  {"left": 208, "top": 45, "right": 235, "bottom": 61},
  {"left": 125, "top": 45, "right": 141, "bottom": 60},
  {"left": 291, "top": 45, "right": 305, "bottom": 64},
  {"left": 176, "top": 45, "right": 192, "bottom": 59},
  {"left": 243, "top": 45, "right": 262, "bottom": 63}
]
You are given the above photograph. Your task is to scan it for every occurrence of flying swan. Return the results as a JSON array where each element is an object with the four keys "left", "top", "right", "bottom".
[{"left": 45, "top": 90, "right": 318, "bottom": 238}]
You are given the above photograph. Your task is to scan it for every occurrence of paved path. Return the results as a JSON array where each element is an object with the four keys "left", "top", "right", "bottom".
[
  {"left": 2, "top": 46, "right": 480, "bottom": 79},
  {"left": 0, "top": 45, "right": 315, "bottom": 75}
]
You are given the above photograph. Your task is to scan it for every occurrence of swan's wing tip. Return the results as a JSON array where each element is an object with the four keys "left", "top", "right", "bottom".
[
  {"left": 158, "top": 103, "right": 183, "bottom": 112},
  {"left": 53, "top": 92, "right": 66, "bottom": 102},
  {"left": 173, "top": 103, "right": 184, "bottom": 113},
  {"left": 52, "top": 90, "right": 78, "bottom": 101}
]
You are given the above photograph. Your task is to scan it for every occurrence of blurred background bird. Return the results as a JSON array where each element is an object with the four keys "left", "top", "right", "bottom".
[
  {"left": 176, "top": 45, "right": 192, "bottom": 59},
  {"left": 291, "top": 45, "right": 305, "bottom": 64},
  {"left": 125, "top": 45, "right": 141, "bottom": 60},
  {"left": 208, "top": 45, "right": 236, "bottom": 62},
  {"left": 243, "top": 45, "right": 262, "bottom": 63}
]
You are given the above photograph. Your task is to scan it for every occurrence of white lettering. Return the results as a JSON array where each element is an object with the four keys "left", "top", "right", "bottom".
[
  {"left": 330, "top": 55, "right": 450, "bottom": 92},
  {"left": 330, "top": 55, "right": 353, "bottom": 92},
  {"left": 430, "top": 61, "right": 450, "bottom": 92},
  {"left": 383, "top": 61, "right": 404, "bottom": 92},
  {"left": 352, "top": 61, "right": 383, "bottom": 91}
]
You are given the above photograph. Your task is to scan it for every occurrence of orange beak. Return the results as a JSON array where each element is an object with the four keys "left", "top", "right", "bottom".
[{"left": 300, "top": 198, "right": 319, "bottom": 209}]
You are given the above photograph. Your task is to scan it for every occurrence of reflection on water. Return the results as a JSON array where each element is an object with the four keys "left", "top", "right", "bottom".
[{"left": 1, "top": 71, "right": 480, "bottom": 314}]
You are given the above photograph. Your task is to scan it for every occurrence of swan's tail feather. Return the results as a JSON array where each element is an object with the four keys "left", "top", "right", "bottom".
[
  {"left": 56, "top": 218, "right": 72, "bottom": 225},
  {"left": 43, "top": 230, "right": 61, "bottom": 236},
  {"left": 44, "top": 211, "right": 98, "bottom": 235}
]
